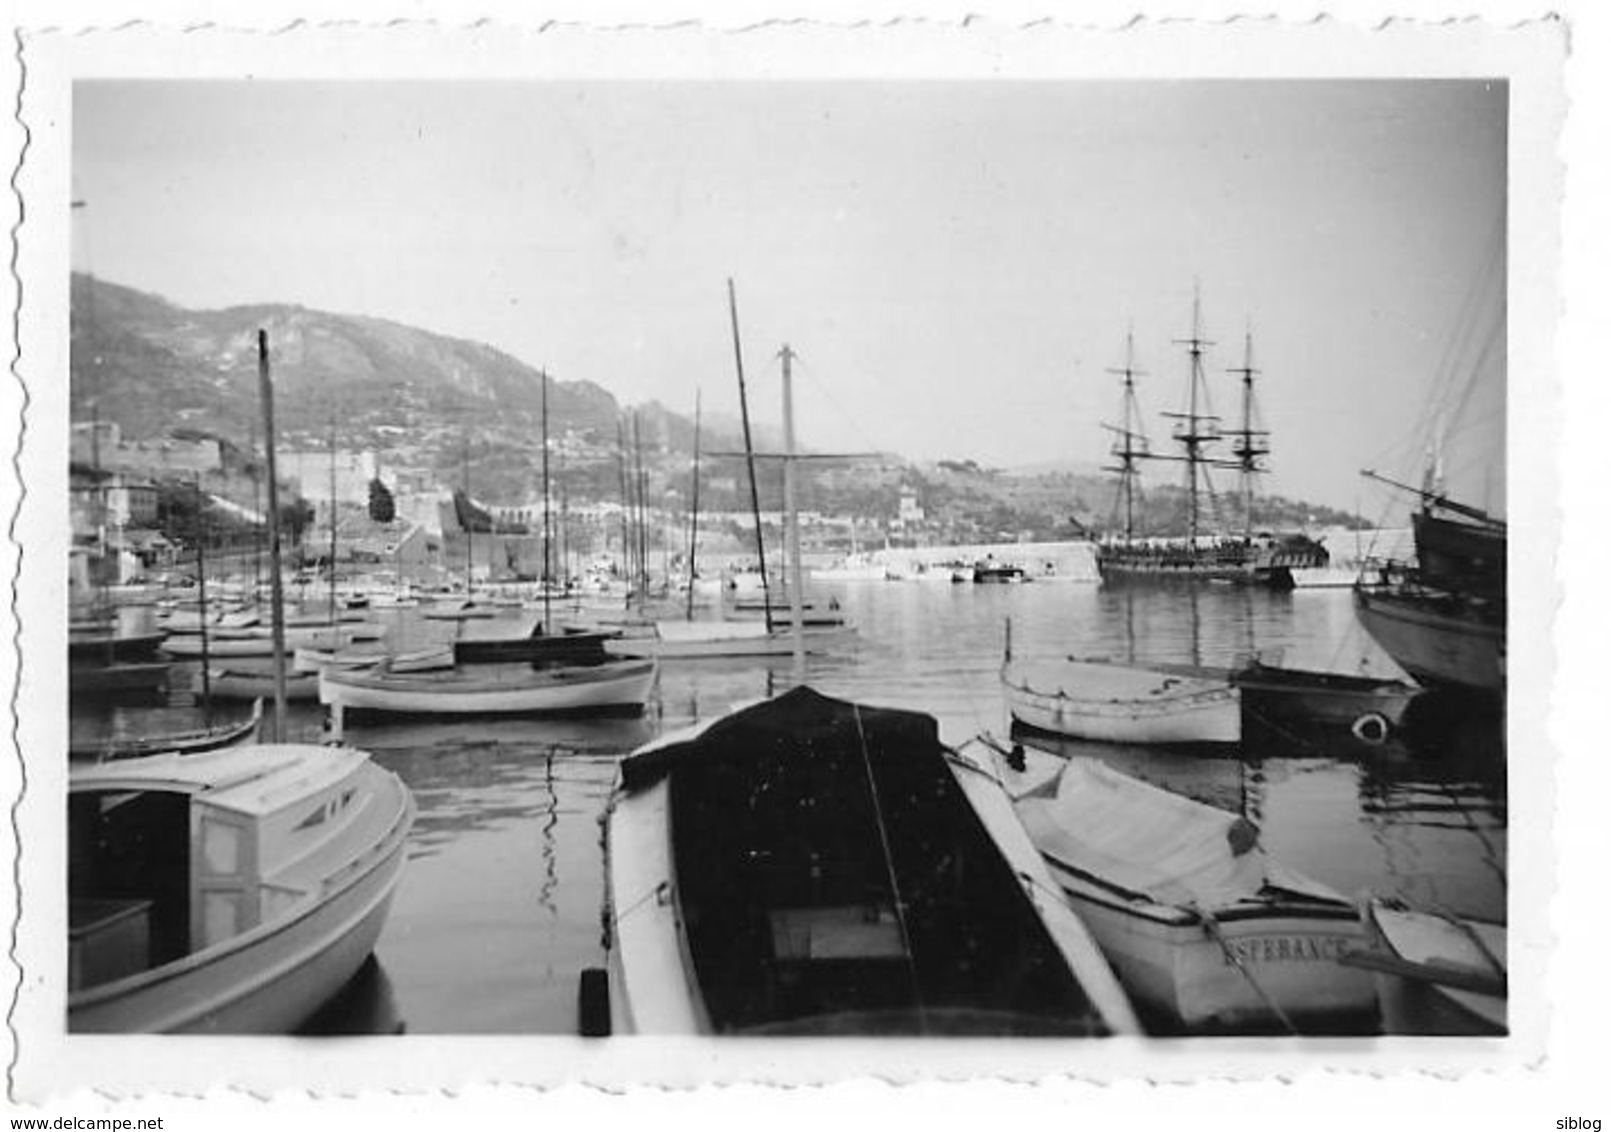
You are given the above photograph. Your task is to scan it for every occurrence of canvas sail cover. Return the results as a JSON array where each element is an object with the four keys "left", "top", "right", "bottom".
[{"left": 1021, "top": 757, "right": 1266, "bottom": 910}]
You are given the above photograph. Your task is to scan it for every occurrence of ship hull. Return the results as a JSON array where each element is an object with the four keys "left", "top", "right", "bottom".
[
  {"left": 1095, "top": 541, "right": 1326, "bottom": 590},
  {"left": 1353, "top": 585, "right": 1504, "bottom": 695}
]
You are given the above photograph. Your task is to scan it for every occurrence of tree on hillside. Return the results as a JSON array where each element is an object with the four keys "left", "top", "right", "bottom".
[{"left": 368, "top": 477, "right": 396, "bottom": 523}]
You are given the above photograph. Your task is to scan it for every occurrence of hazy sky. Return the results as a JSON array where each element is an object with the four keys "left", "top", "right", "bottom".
[{"left": 71, "top": 80, "right": 1506, "bottom": 512}]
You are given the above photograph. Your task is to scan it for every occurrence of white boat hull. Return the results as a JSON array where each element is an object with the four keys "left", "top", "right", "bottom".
[
  {"left": 1003, "top": 660, "right": 1241, "bottom": 744},
  {"left": 320, "top": 660, "right": 657, "bottom": 716},
  {"left": 1044, "top": 865, "right": 1372, "bottom": 1030},
  {"left": 70, "top": 759, "right": 413, "bottom": 1033}
]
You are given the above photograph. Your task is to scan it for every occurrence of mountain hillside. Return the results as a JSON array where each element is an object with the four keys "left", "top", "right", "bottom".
[{"left": 72, "top": 273, "right": 628, "bottom": 450}]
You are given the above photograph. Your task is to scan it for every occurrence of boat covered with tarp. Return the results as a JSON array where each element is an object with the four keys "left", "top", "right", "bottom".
[
  {"left": 597, "top": 686, "right": 1139, "bottom": 1036},
  {"left": 998, "top": 747, "right": 1373, "bottom": 1032}
]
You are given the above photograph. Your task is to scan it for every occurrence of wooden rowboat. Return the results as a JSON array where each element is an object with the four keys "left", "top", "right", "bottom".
[
  {"left": 319, "top": 658, "right": 658, "bottom": 725},
  {"left": 1342, "top": 899, "right": 1506, "bottom": 1035},
  {"left": 69, "top": 700, "right": 263, "bottom": 762},
  {"left": 1002, "top": 658, "right": 1240, "bottom": 746},
  {"left": 996, "top": 746, "right": 1374, "bottom": 1033},
  {"left": 594, "top": 687, "right": 1139, "bottom": 1036}
]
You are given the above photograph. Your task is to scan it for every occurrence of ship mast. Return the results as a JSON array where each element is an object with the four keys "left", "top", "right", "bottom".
[
  {"left": 1162, "top": 286, "right": 1220, "bottom": 545},
  {"left": 1226, "top": 325, "right": 1269, "bottom": 541},
  {"left": 540, "top": 368, "right": 552, "bottom": 636},
  {"left": 1100, "top": 330, "right": 1148, "bottom": 544}
]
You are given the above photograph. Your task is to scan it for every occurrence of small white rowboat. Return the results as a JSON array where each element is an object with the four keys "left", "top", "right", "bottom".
[
  {"left": 1002, "top": 658, "right": 1241, "bottom": 745},
  {"left": 320, "top": 658, "right": 658, "bottom": 725}
]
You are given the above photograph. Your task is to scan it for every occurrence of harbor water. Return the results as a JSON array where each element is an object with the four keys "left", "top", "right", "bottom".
[{"left": 72, "top": 581, "right": 1507, "bottom": 1035}]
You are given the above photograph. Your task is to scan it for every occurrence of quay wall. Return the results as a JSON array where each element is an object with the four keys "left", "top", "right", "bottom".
[{"left": 833, "top": 540, "right": 1099, "bottom": 582}]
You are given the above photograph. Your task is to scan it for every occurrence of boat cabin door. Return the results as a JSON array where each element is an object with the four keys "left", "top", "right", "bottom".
[{"left": 190, "top": 803, "right": 262, "bottom": 951}]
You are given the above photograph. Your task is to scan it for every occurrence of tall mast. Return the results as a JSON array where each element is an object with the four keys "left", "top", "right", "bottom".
[
  {"left": 1102, "top": 329, "right": 1147, "bottom": 543},
  {"left": 194, "top": 476, "right": 212, "bottom": 719},
  {"left": 685, "top": 390, "right": 702, "bottom": 621},
  {"left": 1164, "top": 285, "right": 1218, "bottom": 545},
  {"left": 728, "top": 279, "right": 773, "bottom": 632},
  {"left": 558, "top": 449, "right": 570, "bottom": 594},
  {"left": 249, "top": 407, "right": 262, "bottom": 607},
  {"left": 632, "top": 411, "right": 648, "bottom": 601},
  {"left": 462, "top": 428, "right": 473, "bottom": 595},
  {"left": 1226, "top": 325, "right": 1268, "bottom": 541},
  {"left": 540, "top": 368, "right": 552, "bottom": 635},
  {"left": 780, "top": 343, "right": 805, "bottom": 678},
  {"left": 328, "top": 408, "right": 338, "bottom": 623},
  {"left": 615, "top": 416, "right": 632, "bottom": 595},
  {"left": 256, "top": 330, "right": 289, "bottom": 742}
]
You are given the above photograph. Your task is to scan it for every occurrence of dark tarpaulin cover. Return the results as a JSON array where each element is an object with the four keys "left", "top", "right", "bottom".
[{"left": 620, "top": 685, "right": 941, "bottom": 793}]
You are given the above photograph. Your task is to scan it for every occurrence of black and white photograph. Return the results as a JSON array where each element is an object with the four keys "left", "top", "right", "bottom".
[{"left": 0, "top": 7, "right": 1586, "bottom": 1122}]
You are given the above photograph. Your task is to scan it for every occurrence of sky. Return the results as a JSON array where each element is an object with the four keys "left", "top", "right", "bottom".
[{"left": 70, "top": 79, "right": 1507, "bottom": 513}]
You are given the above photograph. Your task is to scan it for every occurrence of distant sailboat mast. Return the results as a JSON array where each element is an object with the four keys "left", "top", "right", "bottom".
[
  {"left": 685, "top": 390, "right": 702, "bottom": 622},
  {"left": 728, "top": 278, "right": 774, "bottom": 633},
  {"left": 779, "top": 342, "right": 805, "bottom": 679},
  {"left": 540, "top": 368, "right": 553, "bottom": 636},
  {"left": 256, "top": 330, "right": 290, "bottom": 741},
  {"left": 328, "top": 408, "right": 339, "bottom": 624}
]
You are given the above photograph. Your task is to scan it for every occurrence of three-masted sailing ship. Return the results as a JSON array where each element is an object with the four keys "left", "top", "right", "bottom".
[{"left": 1094, "top": 292, "right": 1328, "bottom": 590}]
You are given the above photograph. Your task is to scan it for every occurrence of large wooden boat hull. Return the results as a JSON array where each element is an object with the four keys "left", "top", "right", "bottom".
[
  {"left": 1095, "top": 541, "right": 1326, "bottom": 590},
  {"left": 1353, "top": 585, "right": 1504, "bottom": 694},
  {"left": 69, "top": 750, "right": 414, "bottom": 1033},
  {"left": 602, "top": 688, "right": 1139, "bottom": 1037},
  {"left": 320, "top": 658, "right": 657, "bottom": 717},
  {"left": 1003, "top": 659, "right": 1240, "bottom": 745}
]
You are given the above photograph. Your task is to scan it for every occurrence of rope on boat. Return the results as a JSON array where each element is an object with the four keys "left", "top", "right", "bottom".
[
  {"left": 850, "top": 701, "right": 928, "bottom": 1032},
  {"left": 1193, "top": 905, "right": 1301, "bottom": 1037},
  {"left": 613, "top": 879, "right": 672, "bottom": 925}
]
